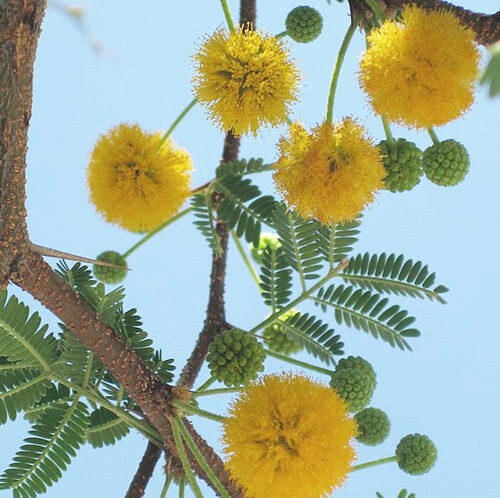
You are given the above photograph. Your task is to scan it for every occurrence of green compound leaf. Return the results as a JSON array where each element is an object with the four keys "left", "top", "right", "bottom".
[
  {"left": 316, "top": 218, "right": 361, "bottom": 266},
  {"left": 0, "top": 399, "right": 89, "bottom": 497},
  {"left": 0, "top": 367, "right": 52, "bottom": 425},
  {"left": 278, "top": 311, "right": 344, "bottom": 365},
  {"left": 313, "top": 284, "right": 418, "bottom": 350},
  {"left": 480, "top": 41, "right": 500, "bottom": 97},
  {"left": 191, "top": 191, "right": 223, "bottom": 256},
  {"left": 55, "top": 261, "right": 96, "bottom": 290},
  {"left": 24, "top": 384, "right": 72, "bottom": 424},
  {"left": 259, "top": 246, "right": 293, "bottom": 312},
  {"left": 86, "top": 407, "right": 130, "bottom": 448},
  {"left": 0, "top": 291, "right": 59, "bottom": 371},
  {"left": 216, "top": 157, "right": 272, "bottom": 178},
  {"left": 341, "top": 252, "right": 448, "bottom": 303},
  {"left": 272, "top": 204, "right": 324, "bottom": 283},
  {"left": 376, "top": 490, "right": 416, "bottom": 498},
  {"left": 215, "top": 175, "right": 277, "bottom": 247}
]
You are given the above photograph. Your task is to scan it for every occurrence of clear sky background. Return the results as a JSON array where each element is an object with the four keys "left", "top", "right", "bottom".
[{"left": 1, "top": 1, "right": 499, "bottom": 497}]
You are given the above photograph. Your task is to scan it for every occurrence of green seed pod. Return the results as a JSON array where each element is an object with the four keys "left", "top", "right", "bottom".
[
  {"left": 285, "top": 6, "right": 323, "bottom": 43},
  {"left": 93, "top": 251, "right": 127, "bottom": 284},
  {"left": 379, "top": 138, "right": 423, "bottom": 192},
  {"left": 396, "top": 433, "right": 437, "bottom": 475},
  {"left": 422, "top": 139, "right": 469, "bottom": 186},
  {"left": 207, "top": 329, "right": 265, "bottom": 387},
  {"left": 354, "top": 407, "right": 390, "bottom": 445}
]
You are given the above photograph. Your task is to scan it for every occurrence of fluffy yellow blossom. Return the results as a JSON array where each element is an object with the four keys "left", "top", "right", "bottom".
[
  {"left": 359, "top": 6, "right": 480, "bottom": 128},
  {"left": 87, "top": 124, "right": 192, "bottom": 232},
  {"left": 273, "top": 119, "right": 385, "bottom": 224},
  {"left": 192, "top": 26, "right": 300, "bottom": 136},
  {"left": 222, "top": 373, "right": 358, "bottom": 498}
]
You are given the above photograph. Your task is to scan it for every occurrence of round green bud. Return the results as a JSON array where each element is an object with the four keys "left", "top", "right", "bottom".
[
  {"left": 285, "top": 6, "right": 323, "bottom": 43},
  {"left": 337, "top": 356, "right": 376, "bottom": 382},
  {"left": 422, "top": 139, "right": 469, "bottom": 186},
  {"left": 250, "top": 232, "right": 281, "bottom": 265},
  {"left": 93, "top": 251, "right": 127, "bottom": 284},
  {"left": 207, "top": 329, "right": 265, "bottom": 387},
  {"left": 330, "top": 364, "right": 376, "bottom": 412},
  {"left": 354, "top": 408, "right": 390, "bottom": 446},
  {"left": 263, "top": 310, "right": 302, "bottom": 355},
  {"left": 396, "top": 434, "right": 437, "bottom": 475},
  {"left": 379, "top": 138, "right": 423, "bottom": 192}
]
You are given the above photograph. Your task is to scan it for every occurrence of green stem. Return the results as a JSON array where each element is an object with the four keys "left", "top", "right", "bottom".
[
  {"left": 160, "top": 475, "right": 173, "bottom": 498},
  {"left": 122, "top": 207, "right": 192, "bottom": 259},
  {"left": 219, "top": 0, "right": 235, "bottom": 31},
  {"left": 53, "top": 376, "right": 163, "bottom": 447},
  {"left": 195, "top": 376, "right": 216, "bottom": 392},
  {"left": 178, "top": 477, "right": 185, "bottom": 498},
  {"left": 350, "top": 455, "right": 399, "bottom": 472},
  {"left": 230, "top": 229, "right": 260, "bottom": 286},
  {"left": 157, "top": 98, "right": 197, "bottom": 151},
  {"left": 248, "top": 267, "right": 338, "bottom": 335},
  {"left": 173, "top": 399, "right": 226, "bottom": 423},
  {"left": 365, "top": 0, "right": 388, "bottom": 21},
  {"left": 263, "top": 348, "right": 335, "bottom": 376},
  {"left": 275, "top": 30, "right": 288, "bottom": 38},
  {"left": 381, "top": 115, "right": 394, "bottom": 143},
  {"left": 326, "top": 18, "right": 359, "bottom": 123},
  {"left": 427, "top": 127, "right": 440, "bottom": 145},
  {"left": 192, "top": 387, "right": 242, "bottom": 398},
  {"left": 171, "top": 419, "right": 204, "bottom": 498},
  {"left": 176, "top": 417, "right": 231, "bottom": 498}
]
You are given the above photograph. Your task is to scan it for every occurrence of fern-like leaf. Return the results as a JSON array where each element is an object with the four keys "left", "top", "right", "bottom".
[
  {"left": 314, "top": 284, "right": 418, "bottom": 350},
  {"left": 191, "top": 191, "right": 223, "bottom": 255},
  {"left": 0, "top": 292, "right": 58, "bottom": 371},
  {"left": 342, "top": 252, "right": 448, "bottom": 303},
  {"left": 86, "top": 407, "right": 130, "bottom": 448},
  {"left": 272, "top": 205, "right": 324, "bottom": 283},
  {"left": 317, "top": 219, "right": 361, "bottom": 265},
  {"left": 259, "top": 246, "right": 292, "bottom": 312},
  {"left": 215, "top": 175, "right": 276, "bottom": 246},
  {"left": 0, "top": 399, "right": 89, "bottom": 496},
  {"left": 55, "top": 261, "right": 96, "bottom": 290},
  {"left": 278, "top": 312, "right": 344, "bottom": 365},
  {"left": 216, "top": 157, "right": 272, "bottom": 178},
  {"left": 24, "top": 383, "right": 72, "bottom": 423}
]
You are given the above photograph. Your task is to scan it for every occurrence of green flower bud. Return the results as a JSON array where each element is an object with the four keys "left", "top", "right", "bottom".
[
  {"left": 396, "top": 433, "right": 437, "bottom": 475},
  {"left": 286, "top": 6, "right": 323, "bottom": 43},
  {"left": 422, "top": 139, "right": 469, "bottom": 186},
  {"left": 354, "top": 407, "right": 390, "bottom": 445},
  {"left": 93, "top": 251, "right": 127, "bottom": 284},
  {"left": 263, "top": 310, "right": 302, "bottom": 355}
]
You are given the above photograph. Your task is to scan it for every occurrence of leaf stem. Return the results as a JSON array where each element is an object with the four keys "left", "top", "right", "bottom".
[
  {"left": 381, "top": 116, "right": 394, "bottom": 143},
  {"left": 192, "top": 387, "right": 242, "bottom": 398},
  {"left": 350, "top": 455, "right": 399, "bottom": 472},
  {"left": 176, "top": 417, "right": 231, "bottom": 498},
  {"left": 157, "top": 98, "right": 197, "bottom": 151},
  {"left": 172, "top": 399, "right": 226, "bottom": 423},
  {"left": 159, "top": 475, "right": 173, "bottom": 498},
  {"left": 427, "top": 127, "right": 440, "bottom": 145},
  {"left": 230, "top": 229, "right": 260, "bottom": 286},
  {"left": 219, "top": 0, "right": 235, "bottom": 31},
  {"left": 122, "top": 207, "right": 192, "bottom": 259},
  {"left": 195, "top": 376, "right": 216, "bottom": 392},
  {"left": 275, "top": 30, "right": 288, "bottom": 38},
  {"left": 365, "top": 0, "right": 388, "bottom": 21},
  {"left": 178, "top": 476, "right": 185, "bottom": 498},
  {"left": 326, "top": 18, "right": 359, "bottom": 123},
  {"left": 263, "top": 348, "right": 335, "bottom": 375},
  {"left": 171, "top": 419, "right": 203, "bottom": 498}
]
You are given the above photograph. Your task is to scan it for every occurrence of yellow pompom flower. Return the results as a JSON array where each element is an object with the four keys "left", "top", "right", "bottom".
[
  {"left": 359, "top": 6, "right": 480, "bottom": 129},
  {"left": 222, "top": 373, "right": 358, "bottom": 498},
  {"left": 192, "top": 26, "right": 300, "bottom": 136},
  {"left": 273, "top": 119, "right": 385, "bottom": 224},
  {"left": 87, "top": 124, "right": 192, "bottom": 232}
]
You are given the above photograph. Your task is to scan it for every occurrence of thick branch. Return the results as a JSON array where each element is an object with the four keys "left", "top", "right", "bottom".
[
  {"left": 125, "top": 442, "right": 163, "bottom": 498},
  {"left": 0, "top": 0, "right": 46, "bottom": 285}
]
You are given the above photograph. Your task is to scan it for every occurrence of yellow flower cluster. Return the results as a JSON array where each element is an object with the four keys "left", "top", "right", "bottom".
[
  {"left": 274, "top": 119, "right": 385, "bottom": 224},
  {"left": 222, "top": 373, "right": 358, "bottom": 498},
  {"left": 87, "top": 124, "right": 192, "bottom": 232},
  {"left": 193, "top": 26, "right": 300, "bottom": 136},
  {"left": 360, "top": 6, "right": 480, "bottom": 129}
]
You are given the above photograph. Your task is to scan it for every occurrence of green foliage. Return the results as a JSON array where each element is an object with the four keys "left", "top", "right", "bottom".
[
  {"left": 273, "top": 205, "right": 324, "bottom": 282},
  {"left": 215, "top": 157, "right": 272, "bottom": 178},
  {"left": 480, "top": 41, "right": 500, "bottom": 97},
  {"left": 316, "top": 219, "right": 361, "bottom": 265},
  {"left": 342, "top": 252, "right": 448, "bottom": 303},
  {"left": 0, "top": 291, "right": 59, "bottom": 370},
  {"left": 0, "top": 400, "right": 89, "bottom": 496},
  {"left": 376, "top": 491, "right": 416, "bottom": 498},
  {"left": 215, "top": 175, "right": 276, "bottom": 247},
  {"left": 258, "top": 246, "right": 292, "bottom": 311},
  {"left": 191, "top": 191, "right": 223, "bottom": 255},
  {"left": 86, "top": 407, "right": 130, "bottom": 448},
  {"left": 314, "top": 284, "right": 418, "bottom": 350},
  {"left": 278, "top": 311, "right": 343, "bottom": 365},
  {"left": 23, "top": 384, "right": 72, "bottom": 423}
]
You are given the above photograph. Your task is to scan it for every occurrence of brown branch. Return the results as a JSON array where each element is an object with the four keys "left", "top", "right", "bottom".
[
  {"left": 351, "top": 0, "right": 500, "bottom": 45},
  {"left": 125, "top": 442, "right": 163, "bottom": 498}
]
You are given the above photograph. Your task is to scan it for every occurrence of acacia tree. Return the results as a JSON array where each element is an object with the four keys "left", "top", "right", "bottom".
[{"left": 0, "top": 1, "right": 499, "bottom": 497}]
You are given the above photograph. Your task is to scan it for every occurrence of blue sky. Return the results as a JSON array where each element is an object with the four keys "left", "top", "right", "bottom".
[{"left": 1, "top": 1, "right": 499, "bottom": 497}]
